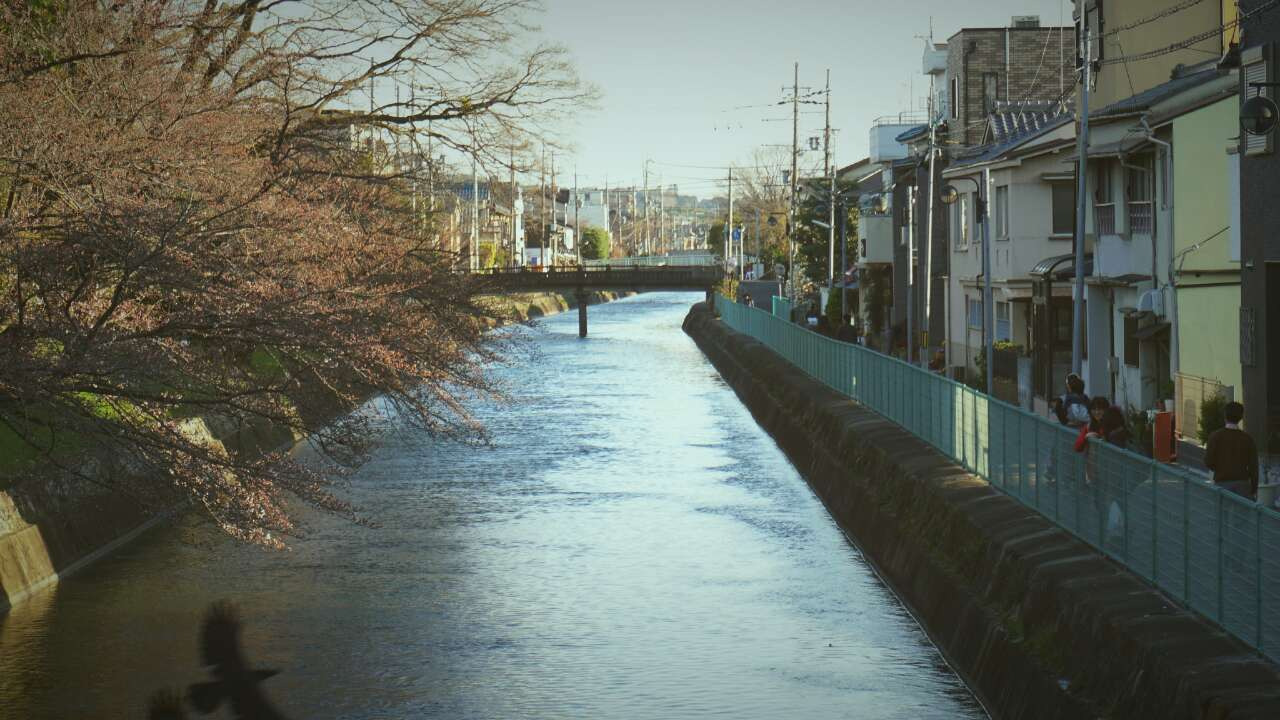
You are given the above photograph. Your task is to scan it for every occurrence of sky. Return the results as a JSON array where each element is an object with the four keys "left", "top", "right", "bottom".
[{"left": 533, "top": 0, "right": 1074, "bottom": 199}]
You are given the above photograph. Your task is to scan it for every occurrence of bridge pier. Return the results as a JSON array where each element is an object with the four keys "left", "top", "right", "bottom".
[{"left": 576, "top": 289, "right": 588, "bottom": 338}]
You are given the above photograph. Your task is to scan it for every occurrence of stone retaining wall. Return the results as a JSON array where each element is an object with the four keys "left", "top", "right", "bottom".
[{"left": 684, "top": 301, "right": 1280, "bottom": 720}]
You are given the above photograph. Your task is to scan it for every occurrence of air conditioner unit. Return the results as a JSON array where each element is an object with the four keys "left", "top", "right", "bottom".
[{"left": 1137, "top": 289, "right": 1164, "bottom": 316}]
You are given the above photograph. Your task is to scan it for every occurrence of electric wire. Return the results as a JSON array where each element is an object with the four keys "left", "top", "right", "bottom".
[{"left": 1100, "top": 0, "right": 1279, "bottom": 66}]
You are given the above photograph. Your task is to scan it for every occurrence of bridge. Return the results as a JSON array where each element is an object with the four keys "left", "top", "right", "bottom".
[{"left": 473, "top": 264, "right": 724, "bottom": 337}]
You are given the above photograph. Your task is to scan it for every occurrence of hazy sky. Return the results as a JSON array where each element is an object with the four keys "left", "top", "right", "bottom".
[{"left": 535, "top": 0, "right": 1074, "bottom": 198}]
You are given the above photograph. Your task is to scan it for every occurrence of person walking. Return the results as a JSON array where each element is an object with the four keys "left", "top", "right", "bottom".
[
  {"left": 1053, "top": 373, "right": 1090, "bottom": 428},
  {"left": 1204, "top": 401, "right": 1259, "bottom": 500}
]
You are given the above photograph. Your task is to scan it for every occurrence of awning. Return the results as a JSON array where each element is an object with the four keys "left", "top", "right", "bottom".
[
  {"left": 1131, "top": 322, "right": 1170, "bottom": 341},
  {"left": 1031, "top": 253, "right": 1093, "bottom": 281}
]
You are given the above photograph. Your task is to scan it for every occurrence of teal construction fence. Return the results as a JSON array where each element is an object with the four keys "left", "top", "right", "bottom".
[{"left": 718, "top": 297, "right": 1280, "bottom": 665}]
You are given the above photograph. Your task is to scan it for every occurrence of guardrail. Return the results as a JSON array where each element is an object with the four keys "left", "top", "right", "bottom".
[
  {"left": 582, "top": 254, "right": 722, "bottom": 268},
  {"left": 472, "top": 264, "right": 722, "bottom": 291},
  {"left": 717, "top": 297, "right": 1280, "bottom": 664}
]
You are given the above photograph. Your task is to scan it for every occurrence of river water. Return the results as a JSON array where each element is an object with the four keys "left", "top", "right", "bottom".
[{"left": 0, "top": 292, "right": 983, "bottom": 719}]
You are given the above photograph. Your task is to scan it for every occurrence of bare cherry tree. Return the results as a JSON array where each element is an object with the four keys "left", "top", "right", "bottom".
[{"left": 0, "top": 1, "right": 593, "bottom": 546}]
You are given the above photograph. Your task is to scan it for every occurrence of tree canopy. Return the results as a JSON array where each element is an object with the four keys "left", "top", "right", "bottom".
[
  {"left": 0, "top": 1, "right": 592, "bottom": 547},
  {"left": 579, "top": 227, "right": 610, "bottom": 261}
]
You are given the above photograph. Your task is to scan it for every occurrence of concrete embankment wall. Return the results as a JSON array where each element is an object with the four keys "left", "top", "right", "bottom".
[
  {"left": 0, "top": 290, "right": 631, "bottom": 615},
  {"left": 683, "top": 301, "right": 1280, "bottom": 720}
]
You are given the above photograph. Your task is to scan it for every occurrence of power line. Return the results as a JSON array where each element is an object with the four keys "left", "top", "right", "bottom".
[
  {"left": 1098, "top": 0, "right": 1209, "bottom": 40},
  {"left": 1100, "top": 0, "right": 1279, "bottom": 65}
]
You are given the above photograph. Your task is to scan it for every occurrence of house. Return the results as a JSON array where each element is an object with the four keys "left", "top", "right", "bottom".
[
  {"left": 894, "top": 17, "right": 1076, "bottom": 368},
  {"left": 941, "top": 17, "right": 1076, "bottom": 150},
  {"left": 1071, "top": 0, "right": 1243, "bottom": 422},
  {"left": 941, "top": 106, "right": 1078, "bottom": 402},
  {"left": 1237, "top": 0, "right": 1279, "bottom": 479}
]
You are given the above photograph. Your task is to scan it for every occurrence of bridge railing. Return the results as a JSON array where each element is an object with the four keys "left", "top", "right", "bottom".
[
  {"left": 582, "top": 254, "right": 721, "bottom": 268},
  {"left": 717, "top": 297, "right": 1280, "bottom": 664}
]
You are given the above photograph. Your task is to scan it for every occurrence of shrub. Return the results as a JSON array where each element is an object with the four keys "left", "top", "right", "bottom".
[{"left": 1197, "top": 394, "right": 1227, "bottom": 445}]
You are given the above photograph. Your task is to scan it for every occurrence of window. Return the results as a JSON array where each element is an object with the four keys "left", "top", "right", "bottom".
[
  {"left": 1051, "top": 181, "right": 1075, "bottom": 236},
  {"left": 1093, "top": 161, "right": 1112, "bottom": 204},
  {"left": 996, "top": 301, "right": 1011, "bottom": 342},
  {"left": 1093, "top": 160, "right": 1115, "bottom": 235},
  {"left": 967, "top": 297, "right": 983, "bottom": 329},
  {"left": 951, "top": 195, "right": 969, "bottom": 249},
  {"left": 1123, "top": 315, "right": 1139, "bottom": 367},
  {"left": 994, "top": 185, "right": 1009, "bottom": 240},
  {"left": 950, "top": 77, "right": 959, "bottom": 119},
  {"left": 983, "top": 72, "right": 1000, "bottom": 114},
  {"left": 1126, "top": 154, "right": 1153, "bottom": 235},
  {"left": 1126, "top": 155, "right": 1152, "bottom": 202}
]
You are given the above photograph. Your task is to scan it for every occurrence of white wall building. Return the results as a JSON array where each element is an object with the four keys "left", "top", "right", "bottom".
[{"left": 942, "top": 110, "right": 1077, "bottom": 392}]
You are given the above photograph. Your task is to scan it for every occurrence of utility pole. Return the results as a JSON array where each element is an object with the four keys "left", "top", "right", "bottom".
[
  {"left": 907, "top": 185, "right": 916, "bottom": 364},
  {"left": 550, "top": 151, "right": 557, "bottom": 266},
  {"left": 790, "top": 61, "right": 800, "bottom": 300},
  {"left": 924, "top": 73, "right": 937, "bottom": 367},
  {"left": 574, "top": 166, "right": 580, "bottom": 264},
  {"left": 824, "top": 69, "right": 835, "bottom": 298},
  {"left": 1072, "top": 26, "right": 1092, "bottom": 377},
  {"left": 510, "top": 145, "right": 516, "bottom": 267},
  {"left": 755, "top": 208, "right": 761, "bottom": 280},
  {"left": 643, "top": 162, "right": 650, "bottom": 256},
  {"left": 840, "top": 196, "right": 848, "bottom": 319},
  {"left": 980, "top": 169, "right": 994, "bottom": 396},
  {"left": 540, "top": 146, "right": 546, "bottom": 267},
  {"left": 658, "top": 176, "right": 665, "bottom": 254},
  {"left": 727, "top": 166, "right": 734, "bottom": 275},
  {"left": 470, "top": 151, "right": 479, "bottom": 271}
]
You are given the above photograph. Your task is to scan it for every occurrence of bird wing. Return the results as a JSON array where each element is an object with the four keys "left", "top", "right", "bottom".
[{"left": 201, "top": 601, "right": 248, "bottom": 675}]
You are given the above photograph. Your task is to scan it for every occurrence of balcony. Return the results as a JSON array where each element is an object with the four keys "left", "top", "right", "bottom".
[
  {"left": 1094, "top": 203, "right": 1116, "bottom": 236},
  {"left": 1128, "top": 201, "right": 1153, "bottom": 235}
]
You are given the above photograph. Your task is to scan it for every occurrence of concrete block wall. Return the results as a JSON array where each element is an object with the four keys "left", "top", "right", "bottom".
[{"left": 685, "top": 301, "right": 1280, "bottom": 719}]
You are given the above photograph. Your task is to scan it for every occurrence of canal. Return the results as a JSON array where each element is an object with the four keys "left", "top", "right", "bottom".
[{"left": 0, "top": 292, "right": 984, "bottom": 719}]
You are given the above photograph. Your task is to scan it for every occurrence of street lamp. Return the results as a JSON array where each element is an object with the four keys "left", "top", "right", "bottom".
[
  {"left": 940, "top": 173, "right": 993, "bottom": 395},
  {"left": 1241, "top": 82, "right": 1280, "bottom": 136}
]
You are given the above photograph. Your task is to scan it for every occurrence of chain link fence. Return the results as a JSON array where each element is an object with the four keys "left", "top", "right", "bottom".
[{"left": 718, "top": 297, "right": 1280, "bottom": 664}]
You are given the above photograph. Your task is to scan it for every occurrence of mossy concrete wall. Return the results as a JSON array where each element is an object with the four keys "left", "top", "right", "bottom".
[
  {"left": 0, "top": 290, "right": 632, "bottom": 615},
  {"left": 684, "top": 301, "right": 1280, "bottom": 720}
]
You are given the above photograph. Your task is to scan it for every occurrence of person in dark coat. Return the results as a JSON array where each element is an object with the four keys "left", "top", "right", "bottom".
[{"left": 1205, "top": 401, "right": 1259, "bottom": 499}]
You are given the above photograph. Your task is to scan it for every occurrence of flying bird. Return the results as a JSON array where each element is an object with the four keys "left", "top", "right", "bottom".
[
  {"left": 147, "top": 689, "right": 189, "bottom": 720},
  {"left": 186, "top": 601, "right": 288, "bottom": 720}
]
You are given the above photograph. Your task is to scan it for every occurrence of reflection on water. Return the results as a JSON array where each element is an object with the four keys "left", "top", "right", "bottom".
[{"left": 0, "top": 293, "right": 984, "bottom": 719}]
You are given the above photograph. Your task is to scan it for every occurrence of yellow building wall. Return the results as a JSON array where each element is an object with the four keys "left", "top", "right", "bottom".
[
  {"left": 1176, "top": 285, "right": 1242, "bottom": 393},
  {"left": 1173, "top": 98, "right": 1237, "bottom": 270},
  {"left": 1087, "top": 0, "right": 1224, "bottom": 109},
  {"left": 1173, "top": 97, "right": 1241, "bottom": 393}
]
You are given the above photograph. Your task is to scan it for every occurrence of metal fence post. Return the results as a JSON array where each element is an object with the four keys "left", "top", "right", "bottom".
[
  {"left": 1217, "top": 490, "right": 1225, "bottom": 622},
  {"left": 1257, "top": 505, "right": 1264, "bottom": 649},
  {"left": 1151, "top": 464, "right": 1159, "bottom": 584},
  {"left": 1184, "top": 478, "right": 1191, "bottom": 603}
]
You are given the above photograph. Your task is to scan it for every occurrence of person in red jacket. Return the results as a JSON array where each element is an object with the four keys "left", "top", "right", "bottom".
[{"left": 1074, "top": 397, "right": 1130, "bottom": 452}]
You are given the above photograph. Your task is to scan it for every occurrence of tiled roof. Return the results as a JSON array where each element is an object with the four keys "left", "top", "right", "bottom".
[
  {"left": 1090, "top": 67, "right": 1218, "bottom": 119},
  {"left": 950, "top": 110, "right": 1072, "bottom": 169},
  {"left": 987, "top": 100, "right": 1063, "bottom": 144}
]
